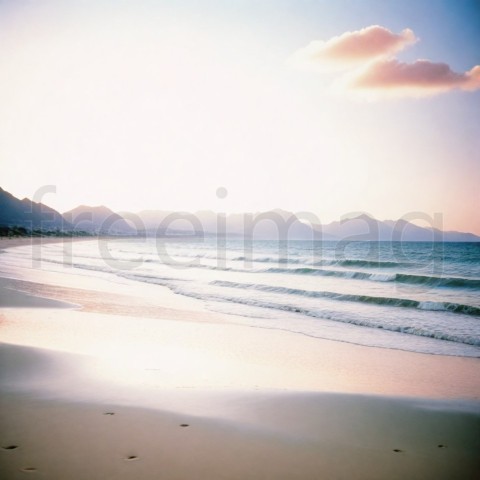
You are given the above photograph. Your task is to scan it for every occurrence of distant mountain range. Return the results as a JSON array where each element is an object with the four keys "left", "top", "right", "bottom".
[
  {"left": 1, "top": 187, "right": 479, "bottom": 241},
  {"left": 0, "top": 187, "right": 69, "bottom": 231},
  {"left": 63, "top": 205, "right": 135, "bottom": 234}
]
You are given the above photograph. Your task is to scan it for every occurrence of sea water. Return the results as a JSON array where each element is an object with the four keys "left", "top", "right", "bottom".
[{"left": 4, "top": 239, "right": 480, "bottom": 357}]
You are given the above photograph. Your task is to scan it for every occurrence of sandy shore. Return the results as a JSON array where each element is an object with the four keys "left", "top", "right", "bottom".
[
  {"left": 1, "top": 239, "right": 480, "bottom": 479},
  {"left": 1, "top": 345, "right": 479, "bottom": 480},
  {"left": 1, "top": 383, "right": 478, "bottom": 479},
  {"left": 0, "top": 236, "right": 97, "bottom": 251}
]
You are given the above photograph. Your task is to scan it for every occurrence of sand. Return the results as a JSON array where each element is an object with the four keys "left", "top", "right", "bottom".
[
  {"left": 1, "top": 386, "right": 478, "bottom": 480},
  {"left": 1, "top": 238, "right": 479, "bottom": 479}
]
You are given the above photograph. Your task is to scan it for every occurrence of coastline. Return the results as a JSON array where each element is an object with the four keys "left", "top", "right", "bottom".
[
  {"left": 0, "top": 236, "right": 98, "bottom": 251},
  {"left": 1, "top": 239, "right": 479, "bottom": 478}
]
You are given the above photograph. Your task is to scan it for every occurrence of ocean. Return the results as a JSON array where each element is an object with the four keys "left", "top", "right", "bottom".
[{"left": 5, "top": 238, "right": 480, "bottom": 357}]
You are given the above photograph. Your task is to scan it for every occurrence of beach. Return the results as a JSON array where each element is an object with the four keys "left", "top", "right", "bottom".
[
  {"left": 1, "top": 238, "right": 479, "bottom": 479},
  {"left": 2, "top": 0, "right": 480, "bottom": 477}
]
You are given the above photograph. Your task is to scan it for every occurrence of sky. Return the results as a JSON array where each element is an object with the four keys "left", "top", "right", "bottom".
[{"left": 0, "top": 0, "right": 479, "bottom": 234}]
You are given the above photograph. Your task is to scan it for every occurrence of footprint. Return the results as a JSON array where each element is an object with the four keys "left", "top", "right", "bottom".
[
  {"left": 180, "top": 424, "right": 189, "bottom": 428},
  {"left": 103, "top": 412, "right": 115, "bottom": 416},
  {"left": 2, "top": 445, "right": 18, "bottom": 450},
  {"left": 20, "top": 467, "right": 37, "bottom": 472}
]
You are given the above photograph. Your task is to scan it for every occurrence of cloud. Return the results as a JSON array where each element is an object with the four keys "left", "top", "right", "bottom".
[
  {"left": 290, "top": 25, "right": 480, "bottom": 98},
  {"left": 345, "top": 59, "right": 480, "bottom": 97},
  {"left": 290, "top": 25, "right": 416, "bottom": 71}
]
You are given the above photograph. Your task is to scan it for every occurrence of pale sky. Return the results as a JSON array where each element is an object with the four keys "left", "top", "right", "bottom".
[{"left": 1, "top": 0, "right": 479, "bottom": 233}]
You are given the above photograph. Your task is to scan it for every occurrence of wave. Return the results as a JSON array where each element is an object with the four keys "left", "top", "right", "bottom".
[
  {"left": 395, "top": 273, "right": 480, "bottom": 289},
  {"left": 232, "top": 255, "right": 409, "bottom": 268},
  {"left": 159, "top": 251, "right": 221, "bottom": 260},
  {"left": 106, "top": 251, "right": 407, "bottom": 268},
  {"left": 320, "top": 259, "right": 404, "bottom": 268},
  {"left": 33, "top": 255, "right": 480, "bottom": 348},
  {"left": 118, "top": 272, "right": 186, "bottom": 285},
  {"left": 210, "top": 280, "right": 480, "bottom": 317},
  {"left": 168, "top": 285, "right": 480, "bottom": 347},
  {"left": 33, "top": 257, "right": 114, "bottom": 273},
  {"left": 38, "top": 247, "right": 480, "bottom": 293},
  {"left": 232, "top": 256, "right": 304, "bottom": 264},
  {"left": 265, "top": 267, "right": 390, "bottom": 282},
  {"left": 264, "top": 267, "right": 480, "bottom": 289},
  {"left": 38, "top": 253, "right": 480, "bottom": 293}
]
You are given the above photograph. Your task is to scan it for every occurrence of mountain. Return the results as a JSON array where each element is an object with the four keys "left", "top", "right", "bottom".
[
  {"left": 318, "top": 215, "right": 479, "bottom": 242},
  {"left": 122, "top": 208, "right": 337, "bottom": 239},
  {"left": 63, "top": 205, "right": 135, "bottom": 234},
  {"left": 315, "top": 214, "right": 392, "bottom": 241},
  {"left": 122, "top": 209, "right": 480, "bottom": 242},
  {"left": 1, "top": 186, "right": 478, "bottom": 241},
  {"left": 120, "top": 210, "right": 179, "bottom": 234},
  {"left": 0, "top": 187, "right": 69, "bottom": 230}
]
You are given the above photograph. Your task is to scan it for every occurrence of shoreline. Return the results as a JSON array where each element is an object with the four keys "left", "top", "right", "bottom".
[
  {"left": 1, "top": 239, "right": 480, "bottom": 478},
  {"left": 0, "top": 238, "right": 479, "bottom": 399},
  {"left": 1, "top": 278, "right": 479, "bottom": 399},
  {"left": 0, "top": 236, "right": 99, "bottom": 251}
]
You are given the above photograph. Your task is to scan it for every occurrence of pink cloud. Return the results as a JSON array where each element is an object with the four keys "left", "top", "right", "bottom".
[
  {"left": 290, "top": 24, "right": 480, "bottom": 98},
  {"left": 347, "top": 59, "right": 480, "bottom": 96},
  {"left": 290, "top": 25, "right": 416, "bottom": 71}
]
